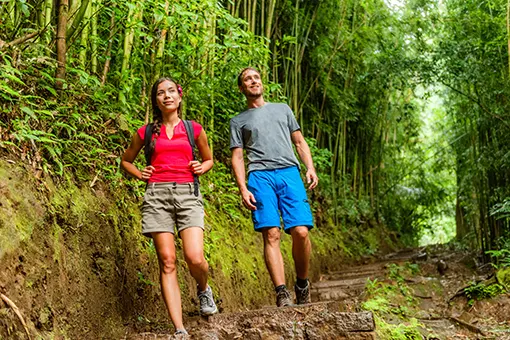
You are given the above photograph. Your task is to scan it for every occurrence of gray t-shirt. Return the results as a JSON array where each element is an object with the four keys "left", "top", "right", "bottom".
[{"left": 230, "top": 102, "right": 301, "bottom": 172}]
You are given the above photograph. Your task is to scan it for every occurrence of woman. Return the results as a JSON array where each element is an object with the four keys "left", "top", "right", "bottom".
[{"left": 121, "top": 77, "right": 217, "bottom": 336}]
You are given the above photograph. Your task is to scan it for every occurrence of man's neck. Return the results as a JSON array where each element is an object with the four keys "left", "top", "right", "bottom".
[{"left": 247, "top": 96, "right": 265, "bottom": 109}]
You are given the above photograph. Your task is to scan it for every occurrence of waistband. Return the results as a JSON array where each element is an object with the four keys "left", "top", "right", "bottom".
[
  {"left": 146, "top": 182, "right": 194, "bottom": 189},
  {"left": 249, "top": 166, "right": 298, "bottom": 174}
]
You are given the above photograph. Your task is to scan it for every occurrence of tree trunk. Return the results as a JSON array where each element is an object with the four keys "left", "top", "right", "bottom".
[
  {"left": 90, "top": 0, "right": 99, "bottom": 74},
  {"left": 507, "top": 0, "right": 510, "bottom": 75},
  {"left": 154, "top": 1, "right": 170, "bottom": 82},
  {"left": 100, "top": 10, "right": 115, "bottom": 85},
  {"left": 66, "top": 0, "right": 90, "bottom": 41},
  {"left": 56, "top": 0, "right": 68, "bottom": 91},
  {"left": 119, "top": 1, "right": 143, "bottom": 101},
  {"left": 250, "top": 0, "right": 257, "bottom": 33},
  {"left": 79, "top": 0, "right": 91, "bottom": 68},
  {"left": 44, "top": 0, "right": 53, "bottom": 45}
]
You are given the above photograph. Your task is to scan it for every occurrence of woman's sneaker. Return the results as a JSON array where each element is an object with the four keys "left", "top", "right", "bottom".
[
  {"left": 174, "top": 329, "right": 188, "bottom": 338},
  {"left": 294, "top": 280, "right": 310, "bottom": 305},
  {"left": 276, "top": 287, "right": 293, "bottom": 307},
  {"left": 198, "top": 285, "right": 218, "bottom": 316}
]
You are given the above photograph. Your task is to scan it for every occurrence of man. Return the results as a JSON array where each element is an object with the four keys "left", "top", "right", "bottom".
[{"left": 230, "top": 67, "right": 319, "bottom": 307}]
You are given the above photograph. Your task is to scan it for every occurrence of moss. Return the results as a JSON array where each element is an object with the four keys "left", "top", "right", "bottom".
[
  {"left": 0, "top": 161, "right": 44, "bottom": 259},
  {"left": 497, "top": 267, "right": 510, "bottom": 290},
  {"left": 51, "top": 223, "right": 62, "bottom": 263}
]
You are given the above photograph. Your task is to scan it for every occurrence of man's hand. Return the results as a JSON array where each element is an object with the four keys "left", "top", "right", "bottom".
[
  {"left": 306, "top": 169, "right": 318, "bottom": 189},
  {"left": 241, "top": 188, "right": 257, "bottom": 210},
  {"left": 141, "top": 165, "right": 155, "bottom": 182}
]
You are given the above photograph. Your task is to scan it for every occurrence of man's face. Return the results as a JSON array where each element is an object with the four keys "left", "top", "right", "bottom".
[{"left": 239, "top": 69, "right": 263, "bottom": 98}]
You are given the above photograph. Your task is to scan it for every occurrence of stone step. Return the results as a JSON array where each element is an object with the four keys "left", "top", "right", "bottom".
[
  {"left": 312, "top": 287, "right": 365, "bottom": 301},
  {"left": 322, "top": 268, "right": 384, "bottom": 281},
  {"left": 312, "top": 278, "right": 368, "bottom": 290}
]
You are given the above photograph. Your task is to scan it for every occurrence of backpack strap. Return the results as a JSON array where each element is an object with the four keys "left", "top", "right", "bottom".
[
  {"left": 144, "top": 123, "right": 154, "bottom": 167},
  {"left": 183, "top": 120, "right": 200, "bottom": 197}
]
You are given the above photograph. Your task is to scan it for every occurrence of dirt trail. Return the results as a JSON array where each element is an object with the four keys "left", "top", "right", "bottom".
[{"left": 127, "top": 248, "right": 510, "bottom": 339}]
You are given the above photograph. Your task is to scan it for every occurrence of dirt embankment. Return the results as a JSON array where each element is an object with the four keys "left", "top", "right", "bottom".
[{"left": 1, "top": 159, "right": 375, "bottom": 339}]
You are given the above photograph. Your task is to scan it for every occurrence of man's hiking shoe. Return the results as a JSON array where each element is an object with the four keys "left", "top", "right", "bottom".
[
  {"left": 276, "top": 287, "right": 293, "bottom": 307},
  {"left": 198, "top": 285, "right": 218, "bottom": 316},
  {"left": 294, "top": 281, "right": 311, "bottom": 305}
]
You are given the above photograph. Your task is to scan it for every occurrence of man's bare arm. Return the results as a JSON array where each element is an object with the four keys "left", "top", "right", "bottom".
[
  {"left": 291, "top": 130, "right": 318, "bottom": 189},
  {"left": 231, "top": 147, "right": 257, "bottom": 210}
]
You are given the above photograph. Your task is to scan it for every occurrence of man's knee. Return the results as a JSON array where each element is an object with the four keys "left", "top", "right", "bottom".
[
  {"left": 291, "top": 226, "right": 309, "bottom": 242},
  {"left": 263, "top": 227, "right": 281, "bottom": 246}
]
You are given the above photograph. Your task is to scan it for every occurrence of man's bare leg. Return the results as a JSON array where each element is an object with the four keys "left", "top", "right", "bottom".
[{"left": 262, "top": 227, "right": 286, "bottom": 286}]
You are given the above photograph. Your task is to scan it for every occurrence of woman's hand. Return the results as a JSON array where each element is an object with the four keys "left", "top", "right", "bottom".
[
  {"left": 141, "top": 165, "right": 155, "bottom": 182},
  {"left": 189, "top": 160, "right": 204, "bottom": 176}
]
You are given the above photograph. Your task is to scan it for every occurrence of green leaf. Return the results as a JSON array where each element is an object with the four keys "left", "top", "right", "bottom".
[
  {"left": 3, "top": 73, "right": 25, "bottom": 85},
  {"left": 0, "top": 83, "right": 20, "bottom": 98},
  {"left": 21, "top": 106, "right": 37, "bottom": 120}
]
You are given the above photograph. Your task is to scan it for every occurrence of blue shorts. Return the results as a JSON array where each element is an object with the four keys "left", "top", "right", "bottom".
[{"left": 247, "top": 166, "right": 314, "bottom": 234}]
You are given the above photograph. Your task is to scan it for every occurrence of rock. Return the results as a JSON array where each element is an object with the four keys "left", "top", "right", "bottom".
[{"left": 437, "top": 260, "right": 448, "bottom": 275}]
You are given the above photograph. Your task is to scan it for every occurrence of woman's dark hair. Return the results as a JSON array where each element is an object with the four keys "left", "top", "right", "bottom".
[
  {"left": 149, "top": 77, "right": 182, "bottom": 153},
  {"left": 237, "top": 67, "right": 260, "bottom": 87}
]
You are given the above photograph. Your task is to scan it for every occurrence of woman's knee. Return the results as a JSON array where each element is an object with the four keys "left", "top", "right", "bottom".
[
  {"left": 184, "top": 252, "right": 207, "bottom": 269},
  {"left": 159, "top": 253, "right": 177, "bottom": 274}
]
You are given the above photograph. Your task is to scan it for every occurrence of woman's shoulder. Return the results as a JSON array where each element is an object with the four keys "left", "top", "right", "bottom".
[
  {"left": 189, "top": 120, "right": 202, "bottom": 129},
  {"left": 185, "top": 120, "right": 203, "bottom": 140},
  {"left": 137, "top": 124, "right": 149, "bottom": 141}
]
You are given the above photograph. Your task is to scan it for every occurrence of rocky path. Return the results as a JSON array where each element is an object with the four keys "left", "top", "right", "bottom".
[
  {"left": 129, "top": 301, "right": 375, "bottom": 339},
  {"left": 127, "top": 248, "right": 510, "bottom": 339},
  {"left": 126, "top": 249, "right": 421, "bottom": 340}
]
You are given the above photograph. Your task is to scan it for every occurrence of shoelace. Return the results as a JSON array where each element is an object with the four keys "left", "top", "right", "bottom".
[
  {"left": 277, "top": 289, "right": 291, "bottom": 299},
  {"left": 199, "top": 293, "right": 212, "bottom": 307}
]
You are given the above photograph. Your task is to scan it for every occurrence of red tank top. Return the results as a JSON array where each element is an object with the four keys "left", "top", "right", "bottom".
[{"left": 137, "top": 120, "right": 202, "bottom": 183}]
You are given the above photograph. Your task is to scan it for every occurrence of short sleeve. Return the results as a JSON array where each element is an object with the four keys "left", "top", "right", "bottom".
[
  {"left": 230, "top": 119, "right": 243, "bottom": 149},
  {"left": 137, "top": 125, "right": 147, "bottom": 141},
  {"left": 286, "top": 105, "right": 301, "bottom": 132},
  {"left": 191, "top": 121, "right": 203, "bottom": 140}
]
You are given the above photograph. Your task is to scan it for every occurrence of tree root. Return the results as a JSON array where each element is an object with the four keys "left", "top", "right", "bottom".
[
  {"left": 449, "top": 316, "right": 486, "bottom": 336},
  {"left": 0, "top": 293, "right": 31, "bottom": 340}
]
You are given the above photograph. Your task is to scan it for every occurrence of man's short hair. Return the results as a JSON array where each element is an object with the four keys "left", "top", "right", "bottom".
[{"left": 237, "top": 67, "right": 260, "bottom": 87}]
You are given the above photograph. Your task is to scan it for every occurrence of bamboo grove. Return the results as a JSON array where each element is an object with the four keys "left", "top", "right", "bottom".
[{"left": 1, "top": 0, "right": 509, "bottom": 256}]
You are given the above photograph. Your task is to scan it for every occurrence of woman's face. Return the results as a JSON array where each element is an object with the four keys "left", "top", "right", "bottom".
[{"left": 156, "top": 80, "right": 181, "bottom": 113}]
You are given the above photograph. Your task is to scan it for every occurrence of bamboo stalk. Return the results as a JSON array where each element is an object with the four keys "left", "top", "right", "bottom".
[
  {"left": 79, "top": 0, "right": 90, "bottom": 68},
  {"left": 154, "top": 0, "right": 170, "bottom": 82},
  {"left": 250, "top": 0, "right": 257, "bottom": 33},
  {"left": 120, "top": 2, "right": 143, "bottom": 79},
  {"left": 507, "top": 0, "right": 510, "bottom": 75},
  {"left": 55, "top": 0, "right": 68, "bottom": 91},
  {"left": 261, "top": 0, "right": 265, "bottom": 39},
  {"left": 90, "top": 0, "right": 98, "bottom": 74},
  {"left": 100, "top": 9, "right": 115, "bottom": 85},
  {"left": 66, "top": 0, "right": 90, "bottom": 41},
  {"left": 44, "top": 0, "right": 53, "bottom": 44}
]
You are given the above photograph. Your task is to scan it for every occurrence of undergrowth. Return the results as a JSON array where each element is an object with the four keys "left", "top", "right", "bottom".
[{"left": 362, "top": 263, "right": 429, "bottom": 340}]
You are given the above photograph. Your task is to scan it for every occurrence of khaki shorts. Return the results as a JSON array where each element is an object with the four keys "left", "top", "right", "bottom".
[{"left": 142, "top": 182, "right": 204, "bottom": 237}]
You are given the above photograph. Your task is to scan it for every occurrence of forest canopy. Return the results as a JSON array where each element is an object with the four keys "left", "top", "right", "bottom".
[{"left": 1, "top": 0, "right": 509, "bottom": 259}]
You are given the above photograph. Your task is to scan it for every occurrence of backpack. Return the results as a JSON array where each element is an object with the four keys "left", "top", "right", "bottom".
[{"left": 144, "top": 120, "right": 199, "bottom": 197}]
